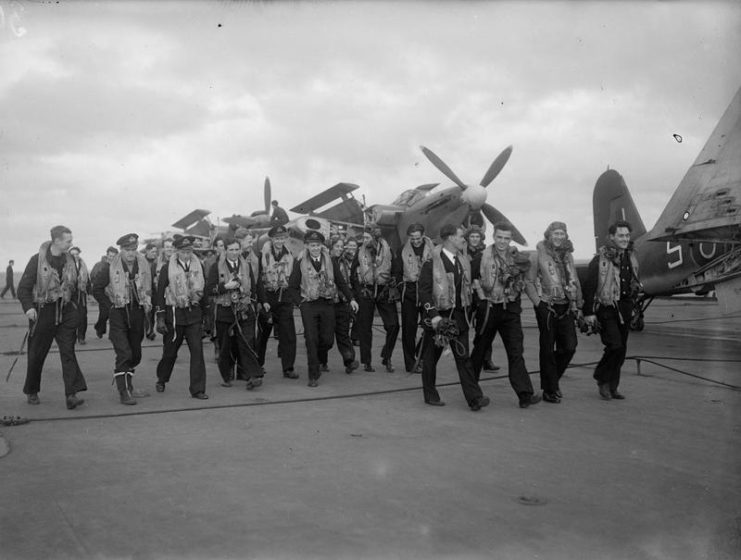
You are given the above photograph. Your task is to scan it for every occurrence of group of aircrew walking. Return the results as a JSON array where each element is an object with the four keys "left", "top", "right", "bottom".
[{"left": 14, "top": 218, "right": 640, "bottom": 411}]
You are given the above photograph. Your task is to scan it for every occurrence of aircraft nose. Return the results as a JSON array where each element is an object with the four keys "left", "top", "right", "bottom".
[{"left": 462, "top": 184, "right": 487, "bottom": 210}]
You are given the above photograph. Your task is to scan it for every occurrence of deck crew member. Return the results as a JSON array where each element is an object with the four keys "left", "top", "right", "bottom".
[
  {"left": 288, "top": 230, "right": 358, "bottom": 387},
  {"left": 396, "top": 223, "right": 434, "bottom": 373},
  {"left": 417, "top": 224, "right": 490, "bottom": 410},
  {"left": 1, "top": 259, "right": 16, "bottom": 298},
  {"left": 206, "top": 238, "right": 263, "bottom": 390},
  {"left": 256, "top": 225, "right": 298, "bottom": 379},
  {"left": 271, "top": 200, "right": 290, "bottom": 226},
  {"left": 471, "top": 222, "right": 541, "bottom": 409},
  {"left": 351, "top": 224, "right": 399, "bottom": 372},
  {"left": 582, "top": 220, "right": 641, "bottom": 401},
  {"left": 92, "top": 233, "right": 153, "bottom": 405},
  {"left": 154, "top": 235, "right": 209, "bottom": 399},
  {"left": 17, "top": 225, "right": 87, "bottom": 409},
  {"left": 524, "top": 221, "right": 583, "bottom": 403}
]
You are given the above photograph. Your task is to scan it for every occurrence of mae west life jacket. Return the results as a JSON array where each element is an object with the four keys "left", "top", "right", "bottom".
[
  {"left": 595, "top": 245, "right": 640, "bottom": 308},
  {"left": 356, "top": 238, "right": 392, "bottom": 286},
  {"left": 104, "top": 253, "right": 152, "bottom": 309},
  {"left": 479, "top": 245, "right": 526, "bottom": 304},
  {"left": 401, "top": 237, "right": 433, "bottom": 283},
  {"left": 299, "top": 247, "right": 337, "bottom": 302},
  {"left": 530, "top": 240, "right": 582, "bottom": 307},
  {"left": 164, "top": 254, "right": 204, "bottom": 308},
  {"left": 33, "top": 241, "right": 77, "bottom": 306},
  {"left": 213, "top": 255, "right": 252, "bottom": 310},
  {"left": 431, "top": 245, "right": 471, "bottom": 311},
  {"left": 261, "top": 242, "right": 293, "bottom": 291}
]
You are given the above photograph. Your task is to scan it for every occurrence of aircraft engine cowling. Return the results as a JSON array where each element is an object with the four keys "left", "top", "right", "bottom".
[{"left": 371, "top": 208, "right": 401, "bottom": 227}]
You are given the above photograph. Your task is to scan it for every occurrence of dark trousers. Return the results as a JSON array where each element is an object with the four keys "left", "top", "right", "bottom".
[
  {"left": 109, "top": 305, "right": 145, "bottom": 373},
  {"left": 357, "top": 296, "right": 399, "bottom": 366},
  {"left": 1, "top": 281, "right": 15, "bottom": 298},
  {"left": 318, "top": 301, "right": 356, "bottom": 367},
  {"left": 217, "top": 315, "right": 261, "bottom": 382},
  {"left": 156, "top": 321, "right": 207, "bottom": 396},
  {"left": 594, "top": 301, "right": 632, "bottom": 391},
  {"left": 300, "top": 300, "right": 335, "bottom": 380},
  {"left": 23, "top": 302, "right": 87, "bottom": 396},
  {"left": 420, "top": 308, "right": 484, "bottom": 405},
  {"left": 76, "top": 295, "right": 88, "bottom": 342},
  {"left": 471, "top": 304, "right": 534, "bottom": 400},
  {"left": 534, "top": 303, "right": 578, "bottom": 394},
  {"left": 94, "top": 302, "right": 110, "bottom": 336},
  {"left": 256, "top": 300, "right": 296, "bottom": 372},
  {"left": 400, "top": 286, "right": 422, "bottom": 371}
]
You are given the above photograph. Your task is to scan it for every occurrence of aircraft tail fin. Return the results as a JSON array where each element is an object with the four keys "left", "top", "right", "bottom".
[{"left": 592, "top": 169, "right": 647, "bottom": 252}]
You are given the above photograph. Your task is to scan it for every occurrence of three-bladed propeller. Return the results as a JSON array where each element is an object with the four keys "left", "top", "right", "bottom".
[{"left": 419, "top": 144, "right": 526, "bottom": 245}]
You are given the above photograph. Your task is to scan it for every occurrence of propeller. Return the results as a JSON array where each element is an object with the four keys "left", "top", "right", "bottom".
[
  {"left": 481, "top": 203, "right": 527, "bottom": 246},
  {"left": 264, "top": 176, "right": 272, "bottom": 213},
  {"left": 480, "top": 145, "right": 513, "bottom": 187},
  {"left": 420, "top": 146, "right": 467, "bottom": 189}
]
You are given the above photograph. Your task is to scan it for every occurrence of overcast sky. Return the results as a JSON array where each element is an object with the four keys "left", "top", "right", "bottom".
[{"left": 1, "top": 0, "right": 740, "bottom": 270}]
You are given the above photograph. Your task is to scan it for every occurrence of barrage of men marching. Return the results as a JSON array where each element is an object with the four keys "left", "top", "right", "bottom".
[{"left": 10, "top": 206, "right": 641, "bottom": 411}]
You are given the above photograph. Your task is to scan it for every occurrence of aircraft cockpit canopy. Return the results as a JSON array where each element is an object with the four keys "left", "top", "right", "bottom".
[{"left": 392, "top": 189, "right": 429, "bottom": 208}]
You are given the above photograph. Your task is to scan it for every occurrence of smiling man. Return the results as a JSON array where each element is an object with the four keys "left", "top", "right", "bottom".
[
  {"left": 582, "top": 220, "right": 641, "bottom": 401},
  {"left": 525, "top": 221, "right": 582, "bottom": 404},
  {"left": 17, "top": 225, "right": 87, "bottom": 410}
]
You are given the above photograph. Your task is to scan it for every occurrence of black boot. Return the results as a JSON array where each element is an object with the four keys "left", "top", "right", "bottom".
[{"left": 115, "top": 374, "right": 136, "bottom": 405}]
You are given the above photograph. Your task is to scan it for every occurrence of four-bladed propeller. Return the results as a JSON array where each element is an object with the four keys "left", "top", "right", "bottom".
[{"left": 420, "top": 144, "right": 526, "bottom": 245}]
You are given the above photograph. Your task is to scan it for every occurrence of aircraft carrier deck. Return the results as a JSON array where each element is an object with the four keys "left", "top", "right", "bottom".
[{"left": 0, "top": 296, "right": 739, "bottom": 560}]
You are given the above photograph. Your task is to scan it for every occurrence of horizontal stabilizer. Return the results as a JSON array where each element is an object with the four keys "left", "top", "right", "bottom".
[
  {"left": 172, "top": 209, "right": 211, "bottom": 230},
  {"left": 290, "top": 183, "right": 359, "bottom": 214}
]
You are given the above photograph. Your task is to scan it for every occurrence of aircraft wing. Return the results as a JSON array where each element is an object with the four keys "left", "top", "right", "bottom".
[
  {"left": 649, "top": 87, "right": 741, "bottom": 244},
  {"left": 290, "top": 183, "right": 360, "bottom": 214},
  {"left": 171, "top": 209, "right": 211, "bottom": 230}
]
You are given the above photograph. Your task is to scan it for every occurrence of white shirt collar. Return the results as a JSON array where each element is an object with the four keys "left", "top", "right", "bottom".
[{"left": 442, "top": 247, "right": 457, "bottom": 263}]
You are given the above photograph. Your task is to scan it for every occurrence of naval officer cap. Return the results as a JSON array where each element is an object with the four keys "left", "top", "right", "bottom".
[
  {"left": 268, "top": 225, "right": 288, "bottom": 238},
  {"left": 173, "top": 235, "right": 196, "bottom": 249},
  {"left": 116, "top": 233, "right": 139, "bottom": 250},
  {"left": 304, "top": 230, "right": 325, "bottom": 244}
]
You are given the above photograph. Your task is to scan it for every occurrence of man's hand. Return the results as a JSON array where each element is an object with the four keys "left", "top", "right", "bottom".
[
  {"left": 155, "top": 311, "right": 168, "bottom": 335},
  {"left": 585, "top": 314, "right": 597, "bottom": 326},
  {"left": 262, "top": 302, "right": 271, "bottom": 314},
  {"left": 224, "top": 280, "right": 240, "bottom": 290},
  {"left": 25, "top": 309, "right": 37, "bottom": 322},
  {"left": 430, "top": 315, "right": 442, "bottom": 329},
  {"left": 350, "top": 300, "right": 359, "bottom": 313}
]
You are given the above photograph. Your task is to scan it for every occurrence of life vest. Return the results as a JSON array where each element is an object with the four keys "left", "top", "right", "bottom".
[
  {"left": 260, "top": 242, "right": 293, "bottom": 291},
  {"left": 595, "top": 246, "right": 640, "bottom": 308},
  {"left": 33, "top": 242, "right": 78, "bottom": 306},
  {"left": 479, "top": 245, "right": 525, "bottom": 304},
  {"left": 401, "top": 237, "right": 433, "bottom": 282},
  {"left": 164, "top": 254, "right": 204, "bottom": 308},
  {"left": 431, "top": 245, "right": 471, "bottom": 311},
  {"left": 299, "top": 248, "right": 337, "bottom": 302},
  {"left": 74, "top": 258, "right": 90, "bottom": 294},
  {"left": 104, "top": 253, "right": 152, "bottom": 308},
  {"left": 356, "top": 238, "right": 392, "bottom": 286},
  {"left": 532, "top": 240, "right": 581, "bottom": 306},
  {"left": 213, "top": 255, "right": 252, "bottom": 309},
  {"left": 337, "top": 254, "right": 354, "bottom": 302}
]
